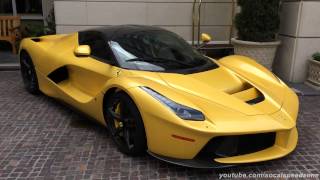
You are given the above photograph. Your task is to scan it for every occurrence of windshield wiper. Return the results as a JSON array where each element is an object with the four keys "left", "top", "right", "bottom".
[{"left": 127, "top": 57, "right": 194, "bottom": 67}]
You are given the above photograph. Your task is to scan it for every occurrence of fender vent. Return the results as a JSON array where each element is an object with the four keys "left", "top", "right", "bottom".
[
  {"left": 48, "top": 66, "right": 68, "bottom": 83},
  {"left": 31, "top": 38, "right": 41, "bottom": 42}
]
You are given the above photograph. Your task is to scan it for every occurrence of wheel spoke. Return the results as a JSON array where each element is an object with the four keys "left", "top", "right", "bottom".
[
  {"left": 120, "top": 100, "right": 135, "bottom": 150},
  {"left": 108, "top": 107, "right": 121, "bottom": 120},
  {"left": 108, "top": 96, "right": 139, "bottom": 151},
  {"left": 120, "top": 103, "right": 128, "bottom": 119},
  {"left": 124, "top": 127, "right": 134, "bottom": 150},
  {"left": 113, "top": 127, "right": 123, "bottom": 137},
  {"left": 124, "top": 118, "right": 135, "bottom": 128},
  {"left": 21, "top": 59, "right": 31, "bottom": 69}
]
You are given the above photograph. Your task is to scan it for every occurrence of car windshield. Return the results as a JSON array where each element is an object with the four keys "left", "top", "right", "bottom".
[{"left": 109, "top": 30, "right": 217, "bottom": 73}]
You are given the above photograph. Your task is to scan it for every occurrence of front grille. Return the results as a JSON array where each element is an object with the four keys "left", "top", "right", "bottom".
[{"left": 195, "top": 132, "right": 276, "bottom": 160}]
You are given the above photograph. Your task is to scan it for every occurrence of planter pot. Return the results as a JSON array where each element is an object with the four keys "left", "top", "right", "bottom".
[
  {"left": 231, "top": 38, "right": 281, "bottom": 70},
  {"left": 306, "top": 59, "right": 320, "bottom": 89}
]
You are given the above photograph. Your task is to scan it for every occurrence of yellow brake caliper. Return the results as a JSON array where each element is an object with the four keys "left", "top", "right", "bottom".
[{"left": 114, "top": 103, "right": 123, "bottom": 128}]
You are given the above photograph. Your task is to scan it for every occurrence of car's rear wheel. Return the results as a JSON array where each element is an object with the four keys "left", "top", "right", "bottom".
[
  {"left": 105, "top": 91, "right": 147, "bottom": 155},
  {"left": 20, "top": 52, "right": 40, "bottom": 94}
]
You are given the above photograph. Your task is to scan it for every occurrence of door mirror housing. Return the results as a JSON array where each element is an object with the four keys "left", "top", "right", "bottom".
[
  {"left": 74, "top": 45, "right": 91, "bottom": 57},
  {"left": 196, "top": 33, "right": 212, "bottom": 51},
  {"left": 200, "top": 33, "right": 212, "bottom": 43}
]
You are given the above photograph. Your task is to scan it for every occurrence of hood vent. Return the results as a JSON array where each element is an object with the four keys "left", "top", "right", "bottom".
[
  {"left": 245, "top": 94, "right": 265, "bottom": 105},
  {"left": 229, "top": 83, "right": 265, "bottom": 105}
]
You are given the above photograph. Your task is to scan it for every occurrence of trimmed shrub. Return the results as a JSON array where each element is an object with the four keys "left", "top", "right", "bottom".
[
  {"left": 312, "top": 52, "right": 320, "bottom": 62},
  {"left": 235, "top": 0, "right": 281, "bottom": 42}
]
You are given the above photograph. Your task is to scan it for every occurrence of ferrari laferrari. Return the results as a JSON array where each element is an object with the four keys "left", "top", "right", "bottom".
[{"left": 19, "top": 25, "right": 299, "bottom": 168}]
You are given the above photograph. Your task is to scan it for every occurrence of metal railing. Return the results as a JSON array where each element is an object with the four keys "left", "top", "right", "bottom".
[
  {"left": 192, "top": 0, "right": 236, "bottom": 46},
  {"left": 192, "top": 0, "right": 202, "bottom": 46}
]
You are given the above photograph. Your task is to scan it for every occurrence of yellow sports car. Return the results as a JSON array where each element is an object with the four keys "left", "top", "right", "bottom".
[{"left": 19, "top": 25, "right": 299, "bottom": 168}]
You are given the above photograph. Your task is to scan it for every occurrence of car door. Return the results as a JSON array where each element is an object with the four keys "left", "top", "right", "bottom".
[
  {"left": 68, "top": 30, "right": 120, "bottom": 100},
  {"left": 51, "top": 31, "right": 120, "bottom": 107}
]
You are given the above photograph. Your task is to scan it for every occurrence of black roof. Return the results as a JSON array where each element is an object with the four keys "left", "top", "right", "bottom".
[{"left": 83, "top": 25, "right": 169, "bottom": 40}]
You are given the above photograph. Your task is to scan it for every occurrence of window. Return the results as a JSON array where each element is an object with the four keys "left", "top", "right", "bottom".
[
  {"left": 109, "top": 30, "right": 217, "bottom": 73},
  {"left": 78, "top": 31, "right": 114, "bottom": 63},
  {"left": 16, "top": 0, "right": 42, "bottom": 14},
  {"left": 0, "top": 0, "right": 13, "bottom": 14},
  {"left": 0, "top": 0, "right": 42, "bottom": 19}
]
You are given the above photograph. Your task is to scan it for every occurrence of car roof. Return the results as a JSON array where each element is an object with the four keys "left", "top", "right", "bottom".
[{"left": 82, "top": 25, "right": 169, "bottom": 40}]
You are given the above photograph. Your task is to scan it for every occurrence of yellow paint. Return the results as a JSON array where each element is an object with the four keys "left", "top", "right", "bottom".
[
  {"left": 200, "top": 33, "right": 212, "bottom": 43},
  {"left": 19, "top": 33, "right": 299, "bottom": 164},
  {"left": 74, "top": 45, "right": 91, "bottom": 56}
]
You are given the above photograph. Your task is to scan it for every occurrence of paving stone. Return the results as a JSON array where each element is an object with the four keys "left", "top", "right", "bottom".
[{"left": 0, "top": 71, "right": 319, "bottom": 179}]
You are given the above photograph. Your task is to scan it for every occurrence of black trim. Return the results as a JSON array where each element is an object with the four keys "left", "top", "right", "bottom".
[{"left": 147, "top": 151, "right": 235, "bottom": 169}]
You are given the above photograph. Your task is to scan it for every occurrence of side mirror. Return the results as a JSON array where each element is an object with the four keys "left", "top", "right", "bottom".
[
  {"left": 200, "top": 33, "right": 212, "bottom": 43},
  {"left": 74, "top": 45, "right": 91, "bottom": 57},
  {"left": 196, "top": 33, "right": 212, "bottom": 51}
]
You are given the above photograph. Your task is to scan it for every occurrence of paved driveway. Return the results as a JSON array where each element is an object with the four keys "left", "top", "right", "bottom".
[{"left": 0, "top": 71, "right": 319, "bottom": 179}]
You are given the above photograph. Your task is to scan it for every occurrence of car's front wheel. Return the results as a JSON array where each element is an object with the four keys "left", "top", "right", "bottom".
[
  {"left": 105, "top": 91, "right": 147, "bottom": 155},
  {"left": 20, "top": 51, "right": 40, "bottom": 94}
]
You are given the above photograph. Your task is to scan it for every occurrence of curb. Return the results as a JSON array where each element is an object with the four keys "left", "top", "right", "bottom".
[
  {"left": 0, "top": 63, "right": 20, "bottom": 71},
  {"left": 291, "top": 86, "right": 320, "bottom": 96}
]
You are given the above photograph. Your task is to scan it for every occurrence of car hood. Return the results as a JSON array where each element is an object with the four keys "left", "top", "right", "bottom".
[{"left": 157, "top": 66, "right": 284, "bottom": 116}]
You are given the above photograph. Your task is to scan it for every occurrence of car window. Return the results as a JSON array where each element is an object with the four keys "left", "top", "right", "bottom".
[
  {"left": 78, "top": 31, "right": 114, "bottom": 63},
  {"left": 109, "top": 30, "right": 217, "bottom": 73}
]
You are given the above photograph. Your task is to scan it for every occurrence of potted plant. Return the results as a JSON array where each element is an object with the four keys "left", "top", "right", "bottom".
[
  {"left": 306, "top": 52, "right": 320, "bottom": 89},
  {"left": 232, "top": 0, "right": 281, "bottom": 70}
]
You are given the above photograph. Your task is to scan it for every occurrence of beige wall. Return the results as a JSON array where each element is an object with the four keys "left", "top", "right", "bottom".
[
  {"left": 54, "top": 0, "right": 234, "bottom": 41},
  {"left": 274, "top": 1, "right": 320, "bottom": 82}
]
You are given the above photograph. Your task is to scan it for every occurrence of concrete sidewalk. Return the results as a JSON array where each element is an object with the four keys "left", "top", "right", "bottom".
[{"left": 0, "top": 51, "right": 20, "bottom": 70}]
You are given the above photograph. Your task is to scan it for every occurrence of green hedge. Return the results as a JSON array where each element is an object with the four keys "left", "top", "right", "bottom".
[
  {"left": 313, "top": 52, "right": 320, "bottom": 62},
  {"left": 235, "top": 0, "right": 281, "bottom": 42}
]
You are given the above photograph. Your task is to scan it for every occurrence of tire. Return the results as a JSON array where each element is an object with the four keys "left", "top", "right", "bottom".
[
  {"left": 104, "top": 91, "right": 147, "bottom": 155},
  {"left": 20, "top": 51, "right": 40, "bottom": 95}
]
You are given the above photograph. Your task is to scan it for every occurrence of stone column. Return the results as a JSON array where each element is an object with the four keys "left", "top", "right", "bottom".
[{"left": 274, "top": 0, "right": 320, "bottom": 83}]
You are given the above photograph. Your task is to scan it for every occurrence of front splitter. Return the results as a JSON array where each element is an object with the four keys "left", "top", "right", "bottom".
[{"left": 147, "top": 151, "right": 235, "bottom": 169}]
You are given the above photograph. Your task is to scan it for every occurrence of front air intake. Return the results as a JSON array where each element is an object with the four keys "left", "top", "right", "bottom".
[{"left": 195, "top": 132, "right": 276, "bottom": 161}]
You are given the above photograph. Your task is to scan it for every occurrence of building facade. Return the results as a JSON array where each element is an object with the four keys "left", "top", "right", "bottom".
[
  {"left": 274, "top": 0, "right": 320, "bottom": 83},
  {"left": 0, "top": 0, "right": 54, "bottom": 24},
  {"left": 7, "top": 0, "right": 315, "bottom": 83},
  {"left": 54, "top": 0, "right": 234, "bottom": 43}
]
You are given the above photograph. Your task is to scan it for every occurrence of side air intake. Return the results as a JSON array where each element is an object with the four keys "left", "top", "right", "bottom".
[{"left": 48, "top": 66, "right": 68, "bottom": 83}]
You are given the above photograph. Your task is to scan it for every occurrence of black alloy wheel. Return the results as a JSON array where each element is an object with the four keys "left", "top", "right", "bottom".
[
  {"left": 20, "top": 52, "right": 40, "bottom": 94},
  {"left": 105, "top": 92, "right": 147, "bottom": 155}
]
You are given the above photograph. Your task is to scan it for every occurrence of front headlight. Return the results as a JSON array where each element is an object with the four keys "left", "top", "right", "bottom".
[{"left": 140, "top": 87, "right": 205, "bottom": 121}]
